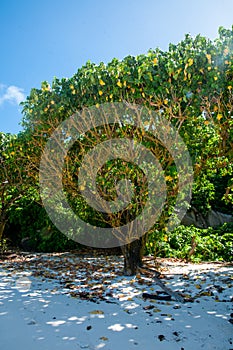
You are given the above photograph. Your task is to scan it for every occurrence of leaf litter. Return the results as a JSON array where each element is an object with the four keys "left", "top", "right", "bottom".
[{"left": 0, "top": 252, "right": 232, "bottom": 350}]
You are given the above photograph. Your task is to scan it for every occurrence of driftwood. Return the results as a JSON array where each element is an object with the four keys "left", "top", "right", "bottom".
[
  {"left": 142, "top": 291, "right": 172, "bottom": 301},
  {"left": 139, "top": 267, "right": 185, "bottom": 304}
]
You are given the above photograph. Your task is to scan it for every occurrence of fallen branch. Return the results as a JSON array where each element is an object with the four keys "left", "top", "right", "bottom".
[
  {"left": 139, "top": 267, "right": 185, "bottom": 304},
  {"left": 142, "top": 291, "right": 172, "bottom": 301}
]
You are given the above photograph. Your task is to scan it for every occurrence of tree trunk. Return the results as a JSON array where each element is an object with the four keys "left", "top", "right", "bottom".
[
  {"left": 121, "top": 237, "right": 145, "bottom": 275},
  {"left": 0, "top": 209, "right": 7, "bottom": 240},
  {"left": 0, "top": 220, "right": 6, "bottom": 240}
]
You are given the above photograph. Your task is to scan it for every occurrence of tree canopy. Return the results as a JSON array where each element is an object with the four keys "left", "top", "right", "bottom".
[{"left": 22, "top": 26, "right": 233, "bottom": 215}]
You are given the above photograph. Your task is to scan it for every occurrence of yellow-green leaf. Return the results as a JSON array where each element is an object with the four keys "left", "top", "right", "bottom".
[
  {"left": 100, "top": 336, "right": 108, "bottom": 341},
  {"left": 206, "top": 54, "right": 211, "bottom": 64},
  {"left": 117, "top": 81, "right": 122, "bottom": 88},
  {"left": 188, "top": 58, "right": 194, "bottom": 66},
  {"left": 99, "top": 79, "right": 105, "bottom": 86},
  {"left": 217, "top": 114, "right": 223, "bottom": 120},
  {"left": 89, "top": 310, "right": 104, "bottom": 315},
  {"left": 165, "top": 175, "right": 173, "bottom": 182}
]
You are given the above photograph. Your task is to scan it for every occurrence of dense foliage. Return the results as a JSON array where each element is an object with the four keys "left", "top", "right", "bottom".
[{"left": 146, "top": 223, "right": 233, "bottom": 262}]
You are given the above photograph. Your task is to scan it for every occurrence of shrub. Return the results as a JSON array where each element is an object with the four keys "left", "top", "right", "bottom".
[{"left": 146, "top": 223, "right": 233, "bottom": 262}]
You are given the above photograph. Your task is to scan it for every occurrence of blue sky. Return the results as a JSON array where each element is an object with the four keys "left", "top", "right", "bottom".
[{"left": 0, "top": 0, "right": 233, "bottom": 134}]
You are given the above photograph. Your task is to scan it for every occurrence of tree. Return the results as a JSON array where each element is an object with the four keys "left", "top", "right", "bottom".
[{"left": 21, "top": 26, "right": 233, "bottom": 274}]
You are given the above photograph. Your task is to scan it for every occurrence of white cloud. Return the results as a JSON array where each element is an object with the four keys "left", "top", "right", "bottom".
[{"left": 0, "top": 84, "right": 25, "bottom": 106}]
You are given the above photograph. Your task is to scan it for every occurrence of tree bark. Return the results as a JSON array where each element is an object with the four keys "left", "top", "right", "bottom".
[
  {"left": 0, "top": 208, "right": 8, "bottom": 240},
  {"left": 121, "top": 237, "right": 145, "bottom": 275},
  {"left": 0, "top": 219, "right": 6, "bottom": 240}
]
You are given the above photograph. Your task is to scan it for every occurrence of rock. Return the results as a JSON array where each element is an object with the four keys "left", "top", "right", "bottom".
[
  {"left": 181, "top": 207, "right": 233, "bottom": 229},
  {"left": 206, "top": 210, "right": 233, "bottom": 227},
  {"left": 20, "top": 237, "right": 35, "bottom": 252},
  {"left": 182, "top": 208, "right": 206, "bottom": 228}
]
